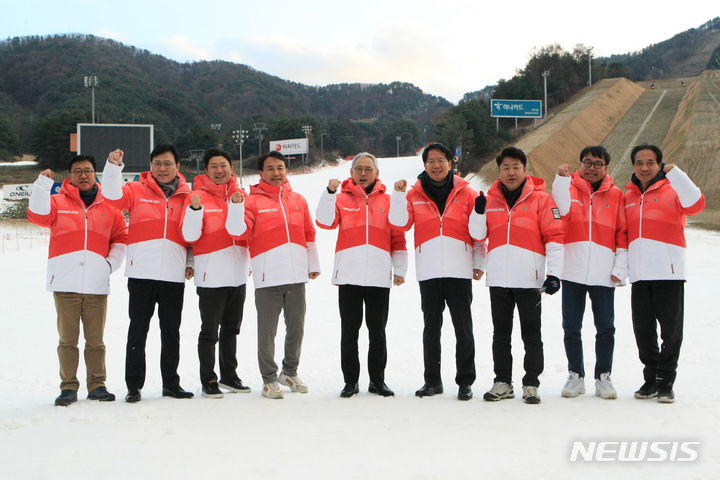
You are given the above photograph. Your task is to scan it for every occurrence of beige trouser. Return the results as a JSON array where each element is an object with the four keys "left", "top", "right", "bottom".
[{"left": 53, "top": 292, "right": 108, "bottom": 391}]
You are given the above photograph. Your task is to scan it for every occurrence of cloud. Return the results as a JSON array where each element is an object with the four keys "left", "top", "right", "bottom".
[{"left": 162, "top": 35, "right": 213, "bottom": 62}]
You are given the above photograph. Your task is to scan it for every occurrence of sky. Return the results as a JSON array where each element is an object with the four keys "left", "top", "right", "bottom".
[{"left": 3, "top": 0, "right": 719, "bottom": 103}]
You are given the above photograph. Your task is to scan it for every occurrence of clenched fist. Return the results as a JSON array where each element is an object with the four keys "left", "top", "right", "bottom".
[
  {"left": 39, "top": 169, "right": 54, "bottom": 179},
  {"left": 107, "top": 149, "right": 124, "bottom": 166},
  {"left": 557, "top": 163, "right": 570, "bottom": 177},
  {"left": 328, "top": 179, "right": 340, "bottom": 193},
  {"left": 394, "top": 179, "right": 407, "bottom": 192},
  {"left": 230, "top": 192, "right": 244, "bottom": 203},
  {"left": 190, "top": 194, "right": 202, "bottom": 209}
]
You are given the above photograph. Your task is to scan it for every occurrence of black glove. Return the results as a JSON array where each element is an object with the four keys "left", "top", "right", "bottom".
[
  {"left": 542, "top": 275, "right": 560, "bottom": 295},
  {"left": 474, "top": 193, "right": 487, "bottom": 214}
]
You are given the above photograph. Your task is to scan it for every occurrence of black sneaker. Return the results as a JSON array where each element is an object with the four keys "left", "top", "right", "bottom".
[
  {"left": 87, "top": 386, "right": 116, "bottom": 402},
  {"left": 125, "top": 388, "right": 142, "bottom": 403},
  {"left": 218, "top": 377, "right": 251, "bottom": 393},
  {"left": 657, "top": 383, "right": 675, "bottom": 403},
  {"left": 369, "top": 381, "right": 395, "bottom": 397},
  {"left": 415, "top": 383, "right": 443, "bottom": 397},
  {"left": 634, "top": 381, "right": 658, "bottom": 399},
  {"left": 340, "top": 382, "right": 359, "bottom": 398},
  {"left": 202, "top": 382, "right": 224, "bottom": 399},
  {"left": 458, "top": 385, "right": 473, "bottom": 401},
  {"left": 162, "top": 385, "right": 194, "bottom": 399},
  {"left": 54, "top": 389, "right": 78, "bottom": 406}
]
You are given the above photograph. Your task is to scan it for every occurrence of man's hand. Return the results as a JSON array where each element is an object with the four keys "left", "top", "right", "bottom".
[
  {"left": 393, "top": 275, "right": 405, "bottom": 286},
  {"left": 185, "top": 267, "right": 194, "bottom": 280},
  {"left": 474, "top": 194, "right": 486, "bottom": 214},
  {"left": 39, "top": 169, "right": 54, "bottom": 179},
  {"left": 328, "top": 179, "right": 340, "bottom": 193},
  {"left": 473, "top": 269, "right": 484, "bottom": 281},
  {"left": 107, "top": 149, "right": 124, "bottom": 166},
  {"left": 230, "top": 192, "right": 244, "bottom": 204},
  {"left": 663, "top": 163, "right": 675, "bottom": 173},
  {"left": 394, "top": 180, "right": 407, "bottom": 192},
  {"left": 611, "top": 274, "right": 622, "bottom": 285},
  {"left": 557, "top": 163, "right": 570, "bottom": 177},
  {"left": 190, "top": 194, "right": 202, "bottom": 209},
  {"left": 542, "top": 275, "right": 561, "bottom": 295},
  {"left": 309, "top": 272, "right": 320, "bottom": 280}
]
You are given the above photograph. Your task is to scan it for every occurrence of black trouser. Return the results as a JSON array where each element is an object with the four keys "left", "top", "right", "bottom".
[
  {"left": 197, "top": 285, "right": 246, "bottom": 385},
  {"left": 489, "top": 287, "right": 543, "bottom": 387},
  {"left": 631, "top": 280, "right": 684, "bottom": 388},
  {"left": 338, "top": 285, "right": 390, "bottom": 385},
  {"left": 418, "top": 278, "right": 475, "bottom": 387},
  {"left": 125, "top": 278, "right": 185, "bottom": 390}
]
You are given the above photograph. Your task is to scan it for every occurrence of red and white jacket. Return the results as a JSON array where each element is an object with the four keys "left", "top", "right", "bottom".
[
  {"left": 316, "top": 178, "right": 407, "bottom": 288},
  {"left": 389, "top": 175, "right": 482, "bottom": 281},
  {"left": 624, "top": 166, "right": 704, "bottom": 283},
  {"left": 180, "top": 174, "right": 249, "bottom": 288},
  {"left": 227, "top": 179, "right": 320, "bottom": 289},
  {"left": 28, "top": 175, "right": 127, "bottom": 295},
  {"left": 470, "top": 176, "right": 564, "bottom": 288},
  {"left": 102, "top": 161, "right": 191, "bottom": 283},
  {"left": 551, "top": 172, "right": 628, "bottom": 287}
]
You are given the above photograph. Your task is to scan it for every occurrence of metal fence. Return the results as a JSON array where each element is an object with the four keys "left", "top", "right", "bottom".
[{"left": 0, "top": 230, "right": 49, "bottom": 254}]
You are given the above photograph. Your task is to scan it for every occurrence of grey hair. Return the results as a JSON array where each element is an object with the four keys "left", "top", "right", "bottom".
[{"left": 351, "top": 152, "right": 378, "bottom": 170}]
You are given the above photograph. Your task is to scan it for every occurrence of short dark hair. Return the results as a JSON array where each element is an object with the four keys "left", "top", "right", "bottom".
[
  {"left": 68, "top": 154, "right": 96, "bottom": 172},
  {"left": 630, "top": 144, "right": 663, "bottom": 165},
  {"left": 579, "top": 146, "right": 611, "bottom": 165},
  {"left": 202, "top": 149, "right": 232, "bottom": 168},
  {"left": 422, "top": 143, "right": 452, "bottom": 163},
  {"left": 258, "top": 151, "right": 287, "bottom": 170},
  {"left": 150, "top": 144, "right": 180, "bottom": 165},
  {"left": 496, "top": 147, "right": 527, "bottom": 166}
]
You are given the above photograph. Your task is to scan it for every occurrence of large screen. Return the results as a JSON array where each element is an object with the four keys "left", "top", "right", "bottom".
[{"left": 77, "top": 124, "right": 154, "bottom": 172}]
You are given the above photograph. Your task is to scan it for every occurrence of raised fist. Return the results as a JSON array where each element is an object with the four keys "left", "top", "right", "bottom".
[
  {"left": 557, "top": 163, "right": 570, "bottom": 177},
  {"left": 190, "top": 194, "right": 202, "bottom": 209},
  {"left": 663, "top": 163, "right": 675, "bottom": 173},
  {"left": 107, "top": 149, "right": 124, "bottom": 166},
  {"left": 39, "top": 169, "right": 54, "bottom": 179},
  {"left": 474, "top": 193, "right": 486, "bottom": 214},
  {"left": 394, "top": 179, "right": 407, "bottom": 192},
  {"left": 328, "top": 178, "right": 340, "bottom": 193},
  {"left": 230, "top": 192, "right": 244, "bottom": 204}
]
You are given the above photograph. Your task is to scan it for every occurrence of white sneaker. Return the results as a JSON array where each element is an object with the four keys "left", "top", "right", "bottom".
[
  {"left": 278, "top": 372, "right": 309, "bottom": 393},
  {"left": 262, "top": 381, "right": 284, "bottom": 399},
  {"left": 561, "top": 372, "right": 586, "bottom": 398},
  {"left": 522, "top": 385, "right": 541, "bottom": 404},
  {"left": 595, "top": 372, "right": 617, "bottom": 399},
  {"left": 483, "top": 382, "right": 515, "bottom": 401}
]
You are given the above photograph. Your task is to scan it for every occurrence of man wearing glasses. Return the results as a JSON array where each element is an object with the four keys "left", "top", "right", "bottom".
[
  {"left": 551, "top": 146, "right": 627, "bottom": 401},
  {"left": 28, "top": 155, "right": 127, "bottom": 406},
  {"left": 103, "top": 145, "right": 194, "bottom": 402},
  {"left": 390, "top": 143, "right": 483, "bottom": 401}
]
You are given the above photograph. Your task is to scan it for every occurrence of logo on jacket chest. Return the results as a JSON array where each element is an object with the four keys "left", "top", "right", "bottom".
[
  {"left": 258, "top": 208, "right": 278, "bottom": 213},
  {"left": 139, "top": 198, "right": 160, "bottom": 204}
]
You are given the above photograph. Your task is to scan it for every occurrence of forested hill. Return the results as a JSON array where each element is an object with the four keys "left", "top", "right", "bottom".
[{"left": 0, "top": 34, "right": 450, "bottom": 158}]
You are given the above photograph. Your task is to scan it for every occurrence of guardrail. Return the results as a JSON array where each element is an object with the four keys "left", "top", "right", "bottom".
[{"left": 0, "top": 230, "right": 49, "bottom": 254}]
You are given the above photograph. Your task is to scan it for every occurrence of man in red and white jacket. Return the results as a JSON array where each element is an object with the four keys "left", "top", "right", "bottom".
[
  {"left": 316, "top": 152, "right": 407, "bottom": 398},
  {"left": 227, "top": 151, "right": 320, "bottom": 399},
  {"left": 624, "top": 144, "right": 705, "bottom": 404},
  {"left": 180, "top": 149, "right": 251, "bottom": 399},
  {"left": 551, "top": 146, "right": 627, "bottom": 400},
  {"left": 28, "top": 155, "right": 127, "bottom": 406},
  {"left": 470, "top": 146, "right": 564, "bottom": 404},
  {"left": 103, "top": 145, "right": 194, "bottom": 402},
  {"left": 389, "top": 143, "right": 483, "bottom": 401}
]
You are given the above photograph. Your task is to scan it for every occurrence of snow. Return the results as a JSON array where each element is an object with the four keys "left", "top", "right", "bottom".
[
  {"left": 1, "top": 155, "right": 718, "bottom": 479},
  {"left": 0, "top": 160, "right": 38, "bottom": 167}
]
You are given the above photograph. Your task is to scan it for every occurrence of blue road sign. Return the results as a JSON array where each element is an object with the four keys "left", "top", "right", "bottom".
[{"left": 490, "top": 99, "right": 543, "bottom": 118}]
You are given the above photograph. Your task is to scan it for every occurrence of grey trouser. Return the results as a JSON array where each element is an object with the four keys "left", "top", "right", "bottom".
[{"left": 255, "top": 283, "right": 306, "bottom": 384}]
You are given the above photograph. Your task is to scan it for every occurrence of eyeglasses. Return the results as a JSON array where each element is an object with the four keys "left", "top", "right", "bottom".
[
  {"left": 151, "top": 161, "right": 176, "bottom": 168},
  {"left": 581, "top": 159, "right": 606, "bottom": 169},
  {"left": 71, "top": 168, "right": 95, "bottom": 176},
  {"left": 353, "top": 166, "right": 375, "bottom": 174}
]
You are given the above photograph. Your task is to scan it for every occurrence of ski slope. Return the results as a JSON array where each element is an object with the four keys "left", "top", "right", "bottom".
[{"left": 0, "top": 155, "right": 717, "bottom": 479}]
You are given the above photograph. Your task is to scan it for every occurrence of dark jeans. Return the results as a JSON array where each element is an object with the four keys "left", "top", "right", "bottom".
[
  {"left": 631, "top": 280, "right": 684, "bottom": 388},
  {"left": 419, "top": 278, "right": 475, "bottom": 387},
  {"left": 338, "top": 285, "right": 390, "bottom": 385},
  {"left": 489, "top": 287, "right": 543, "bottom": 387},
  {"left": 126, "top": 278, "right": 185, "bottom": 390},
  {"left": 197, "top": 285, "right": 246, "bottom": 384},
  {"left": 561, "top": 280, "right": 615, "bottom": 379}
]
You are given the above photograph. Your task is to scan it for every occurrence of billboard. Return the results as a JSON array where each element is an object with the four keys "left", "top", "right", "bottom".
[
  {"left": 490, "top": 99, "right": 543, "bottom": 118},
  {"left": 269, "top": 138, "right": 308, "bottom": 155},
  {"left": 77, "top": 123, "right": 154, "bottom": 171}
]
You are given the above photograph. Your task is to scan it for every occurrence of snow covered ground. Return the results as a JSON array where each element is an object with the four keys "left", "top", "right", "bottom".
[{"left": 1, "top": 155, "right": 718, "bottom": 479}]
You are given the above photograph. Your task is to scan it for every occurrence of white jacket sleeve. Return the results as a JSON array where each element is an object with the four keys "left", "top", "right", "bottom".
[
  {"left": 307, "top": 242, "right": 321, "bottom": 273},
  {"left": 315, "top": 189, "right": 338, "bottom": 227},
  {"left": 611, "top": 248, "right": 628, "bottom": 285},
  {"left": 101, "top": 160, "right": 125, "bottom": 200},
  {"left": 106, "top": 243, "right": 127, "bottom": 273},
  {"left": 551, "top": 174, "right": 572, "bottom": 216},
  {"left": 182, "top": 205, "right": 204, "bottom": 242},
  {"left": 391, "top": 250, "right": 408, "bottom": 278},
  {"left": 545, "top": 242, "right": 564, "bottom": 278},
  {"left": 28, "top": 174, "right": 54, "bottom": 215},
  {"left": 225, "top": 200, "right": 247, "bottom": 237},
  {"left": 468, "top": 211, "right": 487, "bottom": 241},
  {"left": 666, "top": 166, "right": 702, "bottom": 208},
  {"left": 472, "top": 240, "right": 487, "bottom": 271},
  {"left": 389, "top": 190, "right": 409, "bottom": 227}
]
